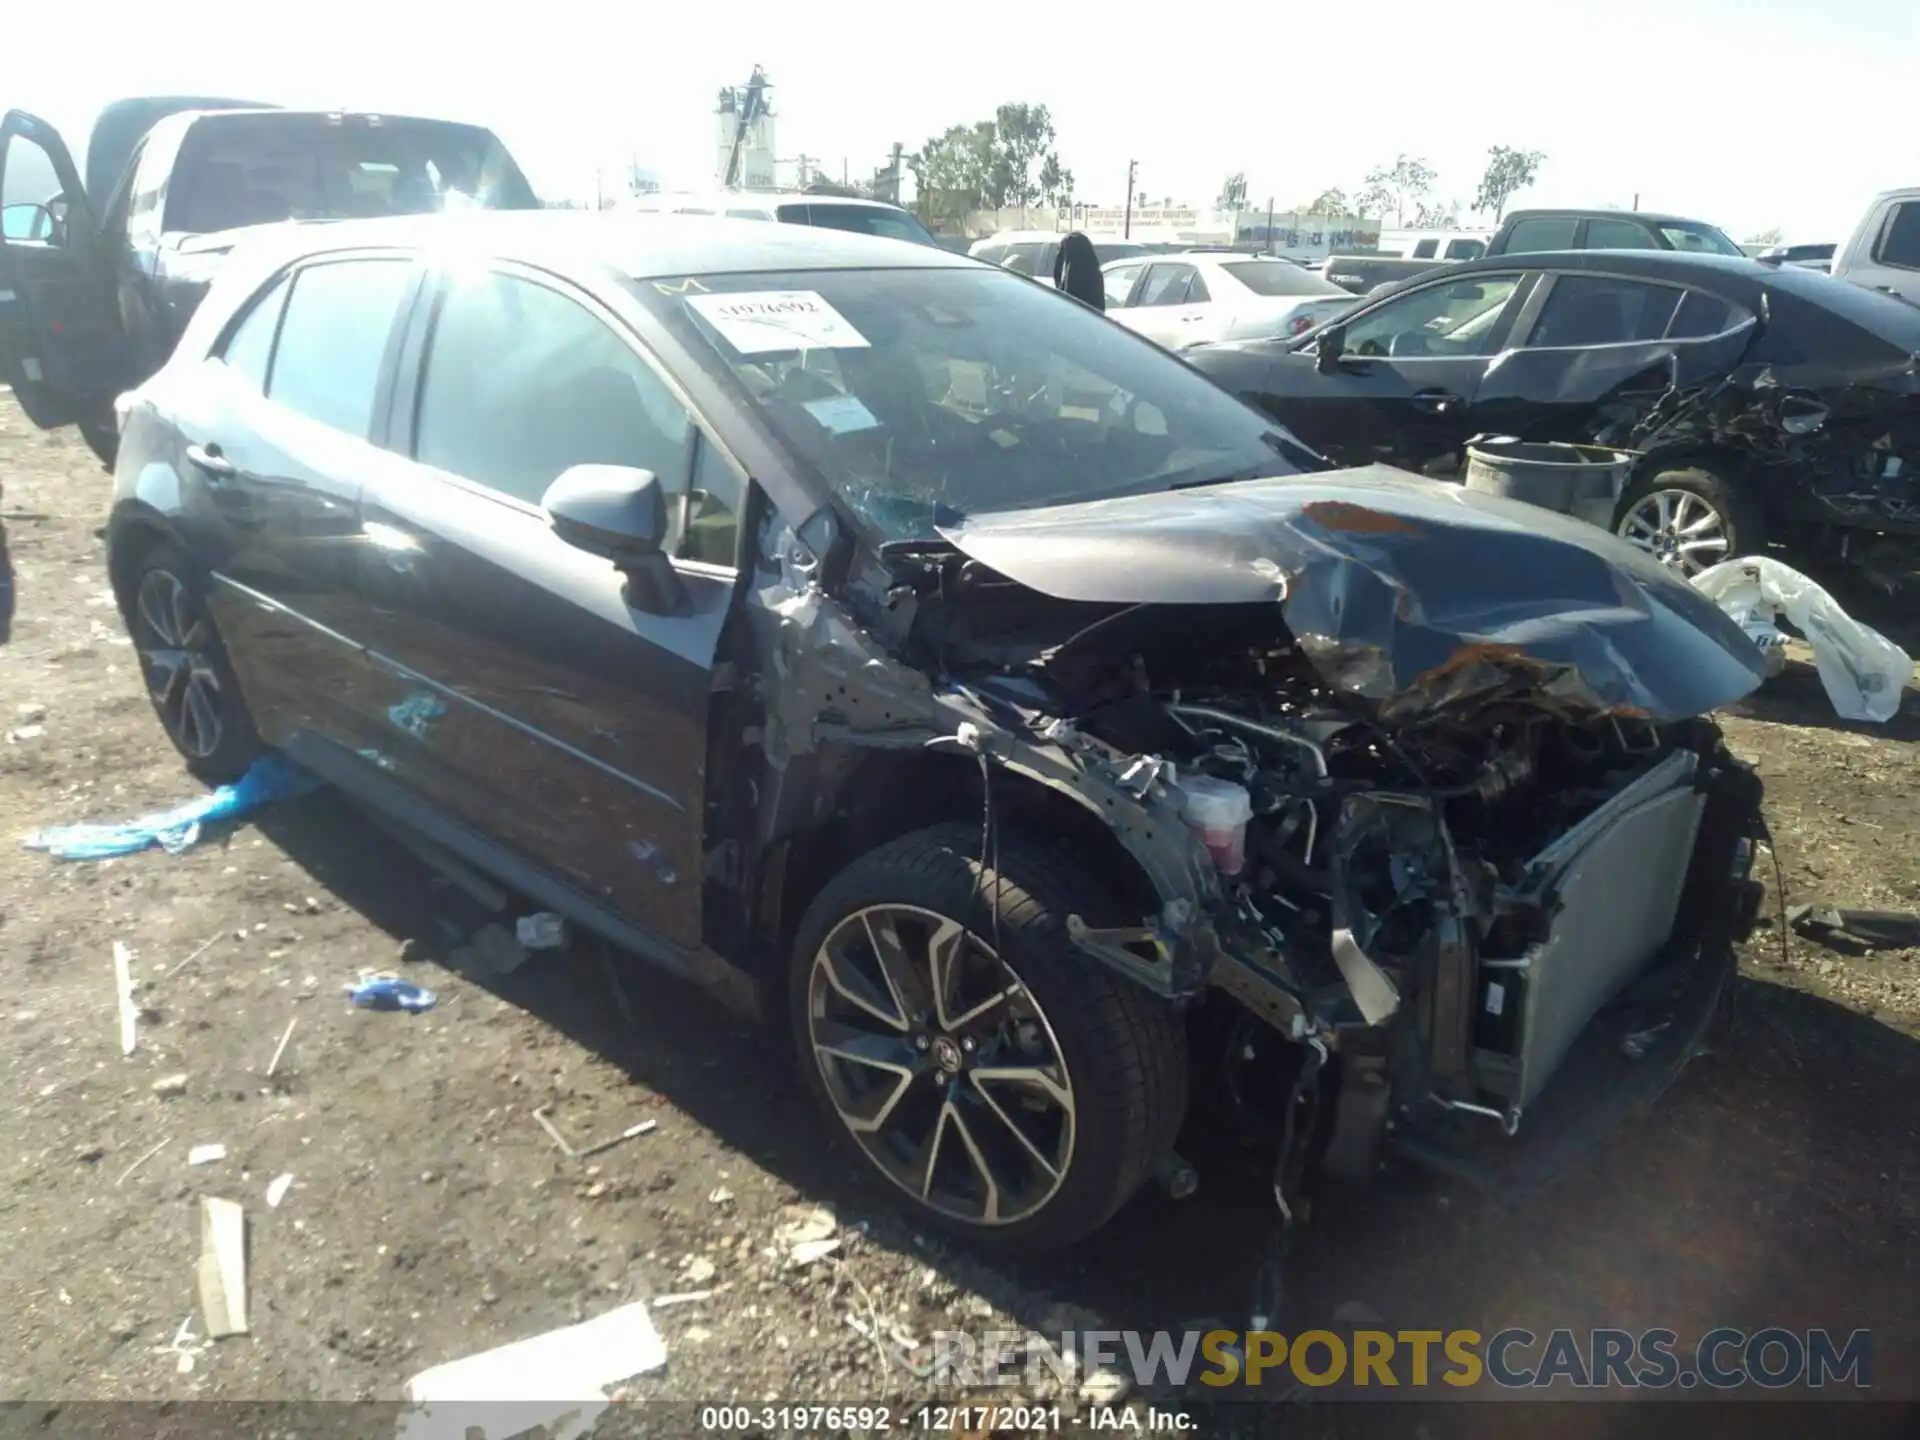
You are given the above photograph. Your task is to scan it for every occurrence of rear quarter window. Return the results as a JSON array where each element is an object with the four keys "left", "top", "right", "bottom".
[
  {"left": 217, "top": 273, "right": 291, "bottom": 387},
  {"left": 1501, "top": 217, "right": 1579, "bottom": 252}
]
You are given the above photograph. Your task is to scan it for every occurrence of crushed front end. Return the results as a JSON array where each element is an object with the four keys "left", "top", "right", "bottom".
[{"left": 910, "top": 471, "right": 1772, "bottom": 1201}]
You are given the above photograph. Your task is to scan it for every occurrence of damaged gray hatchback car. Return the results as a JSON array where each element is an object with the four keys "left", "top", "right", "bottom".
[{"left": 107, "top": 214, "right": 1771, "bottom": 1251}]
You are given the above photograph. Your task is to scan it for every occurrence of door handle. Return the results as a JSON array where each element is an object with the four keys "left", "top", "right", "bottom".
[
  {"left": 1410, "top": 390, "right": 1462, "bottom": 415},
  {"left": 185, "top": 442, "right": 236, "bottom": 479}
]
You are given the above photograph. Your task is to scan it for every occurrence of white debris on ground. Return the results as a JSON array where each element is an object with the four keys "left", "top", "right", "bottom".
[
  {"left": 1692, "top": 556, "right": 1914, "bottom": 722},
  {"left": 400, "top": 1301, "right": 667, "bottom": 1440}
]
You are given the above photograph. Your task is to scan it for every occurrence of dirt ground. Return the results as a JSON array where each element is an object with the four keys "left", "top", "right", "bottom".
[{"left": 2, "top": 394, "right": 1917, "bottom": 1430}]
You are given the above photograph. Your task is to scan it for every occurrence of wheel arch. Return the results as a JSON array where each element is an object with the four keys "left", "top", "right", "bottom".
[
  {"left": 1627, "top": 443, "right": 1781, "bottom": 520},
  {"left": 105, "top": 500, "right": 188, "bottom": 623},
  {"left": 755, "top": 746, "right": 1170, "bottom": 990}
]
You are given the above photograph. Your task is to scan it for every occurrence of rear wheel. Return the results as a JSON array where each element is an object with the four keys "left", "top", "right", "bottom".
[
  {"left": 1614, "top": 462, "right": 1764, "bottom": 578},
  {"left": 127, "top": 543, "right": 259, "bottom": 782},
  {"left": 789, "top": 823, "right": 1187, "bottom": 1253}
]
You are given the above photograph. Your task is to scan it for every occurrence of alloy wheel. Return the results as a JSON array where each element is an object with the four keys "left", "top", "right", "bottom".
[
  {"left": 805, "top": 904, "right": 1076, "bottom": 1227},
  {"left": 133, "top": 568, "right": 226, "bottom": 761},
  {"left": 1617, "top": 488, "right": 1731, "bottom": 578}
]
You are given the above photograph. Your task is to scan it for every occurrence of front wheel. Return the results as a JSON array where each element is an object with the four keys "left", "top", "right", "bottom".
[
  {"left": 789, "top": 823, "right": 1188, "bottom": 1253},
  {"left": 1614, "top": 463, "right": 1765, "bottom": 578}
]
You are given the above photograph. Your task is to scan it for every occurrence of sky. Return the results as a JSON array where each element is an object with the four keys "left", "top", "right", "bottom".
[{"left": 5, "top": 0, "right": 1915, "bottom": 242}]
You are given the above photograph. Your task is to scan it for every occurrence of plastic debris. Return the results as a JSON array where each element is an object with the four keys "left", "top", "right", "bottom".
[
  {"left": 1691, "top": 557, "right": 1913, "bottom": 722},
  {"left": 112, "top": 941, "right": 138, "bottom": 1056},
  {"left": 23, "top": 753, "right": 317, "bottom": 860},
  {"left": 188, "top": 1143, "right": 228, "bottom": 1166},
  {"left": 516, "top": 912, "right": 568, "bottom": 950},
  {"left": 773, "top": 1205, "right": 838, "bottom": 1249},
  {"left": 197, "top": 1197, "right": 248, "bottom": 1337},
  {"left": 1788, "top": 904, "right": 1920, "bottom": 954},
  {"left": 8, "top": 724, "right": 45, "bottom": 742},
  {"left": 346, "top": 976, "right": 437, "bottom": 1013},
  {"left": 151, "top": 1073, "right": 188, "bottom": 1098},
  {"left": 266, "top": 1173, "right": 294, "bottom": 1208},
  {"left": 400, "top": 1302, "right": 666, "bottom": 1440},
  {"left": 388, "top": 692, "right": 448, "bottom": 741},
  {"left": 788, "top": 1237, "right": 842, "bottom": 1267}
]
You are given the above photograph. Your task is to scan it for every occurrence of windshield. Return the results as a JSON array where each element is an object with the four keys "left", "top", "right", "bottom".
[
  {"left": 1220, "top": 260, "right": 1346, "bottom": 298},
  {"left": 778, "top": 202, "right": 939, "bottom": 247},
  {"left": 642, "top": 267, "right": 1315, "bottom": 541},
  {"left": 1658, "top": 221, "right": 1744, "bottom": 256},
  {"left": 165, "top": 113, "right": 538, "bottom": 232}
]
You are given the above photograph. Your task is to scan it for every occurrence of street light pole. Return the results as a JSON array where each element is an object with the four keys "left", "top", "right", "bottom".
[{"left": 1122, "top": 160, "right": 1139, "bottom": 238}]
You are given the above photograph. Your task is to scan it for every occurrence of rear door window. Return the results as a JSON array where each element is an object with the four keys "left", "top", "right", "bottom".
[
  {"left": 1528, "top": 275, "right": 1682, "bottom": 346},
  {"left": 1501, "top": 216, "right": 1579, "bottom": 252},
  {"left": 265, "top": 258, "right": 414, "bottom": 436},
  {"left": 1874, "top": 201, "right": 1920, "bottom": 271},
  {"left": 1001, "top": 241, "right": 1058, "bottom": 276},
  {"left": 1411, "top": 238, "right": 1438, "bottom": 259},
  {"left": 1443, "top": 238, "right": 1486, "bottom": 260}
]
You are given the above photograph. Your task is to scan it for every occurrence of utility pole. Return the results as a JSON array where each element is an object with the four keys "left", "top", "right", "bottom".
[
  {"left": 1266, "top": 196, "right": 1275, "bottom": 255},
  {"left": 1632, "top": 191, "right": 1641, "bottom": 210},
  {"left": 1123, "top": 159, "right": 1138, "bottom": 238}
]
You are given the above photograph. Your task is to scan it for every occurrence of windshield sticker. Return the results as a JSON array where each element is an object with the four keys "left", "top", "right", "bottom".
[
  {"left": 686, "top": 290, "right": 870, "bottom": 354},
  {"left": 800, "top": 393, "right": 882, "bottom": 435}
]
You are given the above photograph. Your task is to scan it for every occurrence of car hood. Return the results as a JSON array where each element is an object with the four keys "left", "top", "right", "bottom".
[{"left": 940, "top": 466, "right": 1770, "bottom": 723}]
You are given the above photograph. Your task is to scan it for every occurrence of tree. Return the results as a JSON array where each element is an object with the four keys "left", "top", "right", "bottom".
[
  {"left": 1746, "top": 225, "right": 1784, "bottom": 246},
  {"left": 1217, "top": 171, "right": 1249, "bottom": 211},
  {"left": 1353, "top": 184, "right": 1395, "bottom": 221},
  {"left": 1413, "top": 198, "right": 1462, "bottom": 228},
  {"left": 988, "top": 102, "right": 1056, "bottom": 212},
  {"left": 908, "top": 122, "right": 995, "bottom": 229},
  {"left": 1360, "top": 155, "right": 1436, "bottom": 226},
  {"left": 1299, "top": 187, "right": 1349, "bottom": 216},
  {"left": 1473, "top": 145, "right": 1545, "bottom": 221},
  {"left": 1037, "top": 154, "right": 1074, "bottom": 208}
]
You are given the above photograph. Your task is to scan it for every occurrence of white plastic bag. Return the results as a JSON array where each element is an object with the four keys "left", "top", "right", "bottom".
[{"left": 1691, "top": 557, "right": 1913, "bottom": 723}]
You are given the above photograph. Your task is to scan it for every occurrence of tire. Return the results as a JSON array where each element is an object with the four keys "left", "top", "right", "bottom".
[
  {"left": 125, "top": 542, "right": 260, "bottom": 783},
  {"left": 1613, "top": 461, "right": 1766, "bottom": 579},
  {"left": 789, "top": 822, "right": 1188, "bottom": 1253}
]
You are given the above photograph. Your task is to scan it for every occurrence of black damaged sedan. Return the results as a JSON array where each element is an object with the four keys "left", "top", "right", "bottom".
[{"left": 105, "top": 213, "right": 1769, "bottom": 1251}]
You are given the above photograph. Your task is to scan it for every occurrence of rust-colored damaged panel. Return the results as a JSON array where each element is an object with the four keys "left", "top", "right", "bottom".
[{"left": 1301, "top": 499, "right": 1423, "bottom": 536}]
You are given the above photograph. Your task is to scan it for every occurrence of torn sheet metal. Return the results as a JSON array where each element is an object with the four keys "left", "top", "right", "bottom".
[
  {"left": 942, "top": 468, "right": 1771, "bottom": 724},
  {"left": 1691, "top": 556, "right": 1912, "bottom": 722}
]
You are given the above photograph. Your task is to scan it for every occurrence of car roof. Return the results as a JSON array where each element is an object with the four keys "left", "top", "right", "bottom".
[
  {"left": 1501, "top": 208, "right": 1716, "bottom": 227},
  {"left": 1446, "top": 248, "right": 1773, "bottom": 286},
  {"left": 231, "top": 211, "right": 978, "bottom": 279}
]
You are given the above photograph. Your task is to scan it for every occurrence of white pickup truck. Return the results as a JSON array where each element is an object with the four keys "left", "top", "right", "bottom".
[{"left": 1831, "top": 188, "right": 1920, "bottom": 305}]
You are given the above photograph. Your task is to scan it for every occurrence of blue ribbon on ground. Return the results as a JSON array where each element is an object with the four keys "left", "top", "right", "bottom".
[{"left": 22, "top": 753, "right": 318, "bottom": 860}]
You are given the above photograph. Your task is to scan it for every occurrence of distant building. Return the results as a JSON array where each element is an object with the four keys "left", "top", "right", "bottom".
[{"left": 714, "top": 71, "right": 776, "bottom": 190}]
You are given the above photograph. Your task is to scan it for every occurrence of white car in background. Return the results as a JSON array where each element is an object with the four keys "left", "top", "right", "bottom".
[
  {"left": 969, "top": 230, "right": 1154, "bottom": 285},
  {"left": 1100, "top": 252, "right": 1359, "bottom": 350}
]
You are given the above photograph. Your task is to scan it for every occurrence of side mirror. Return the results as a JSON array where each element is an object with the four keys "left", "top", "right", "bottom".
[
  {"left": 543, "top": 464, "right": 684, "bottom": 614},
  {"left": 2, "top": 202, "right": 55, "bottom": 243},
  {"left": 1315, "top": 326, "right": 1348, "bottom": 374}
]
